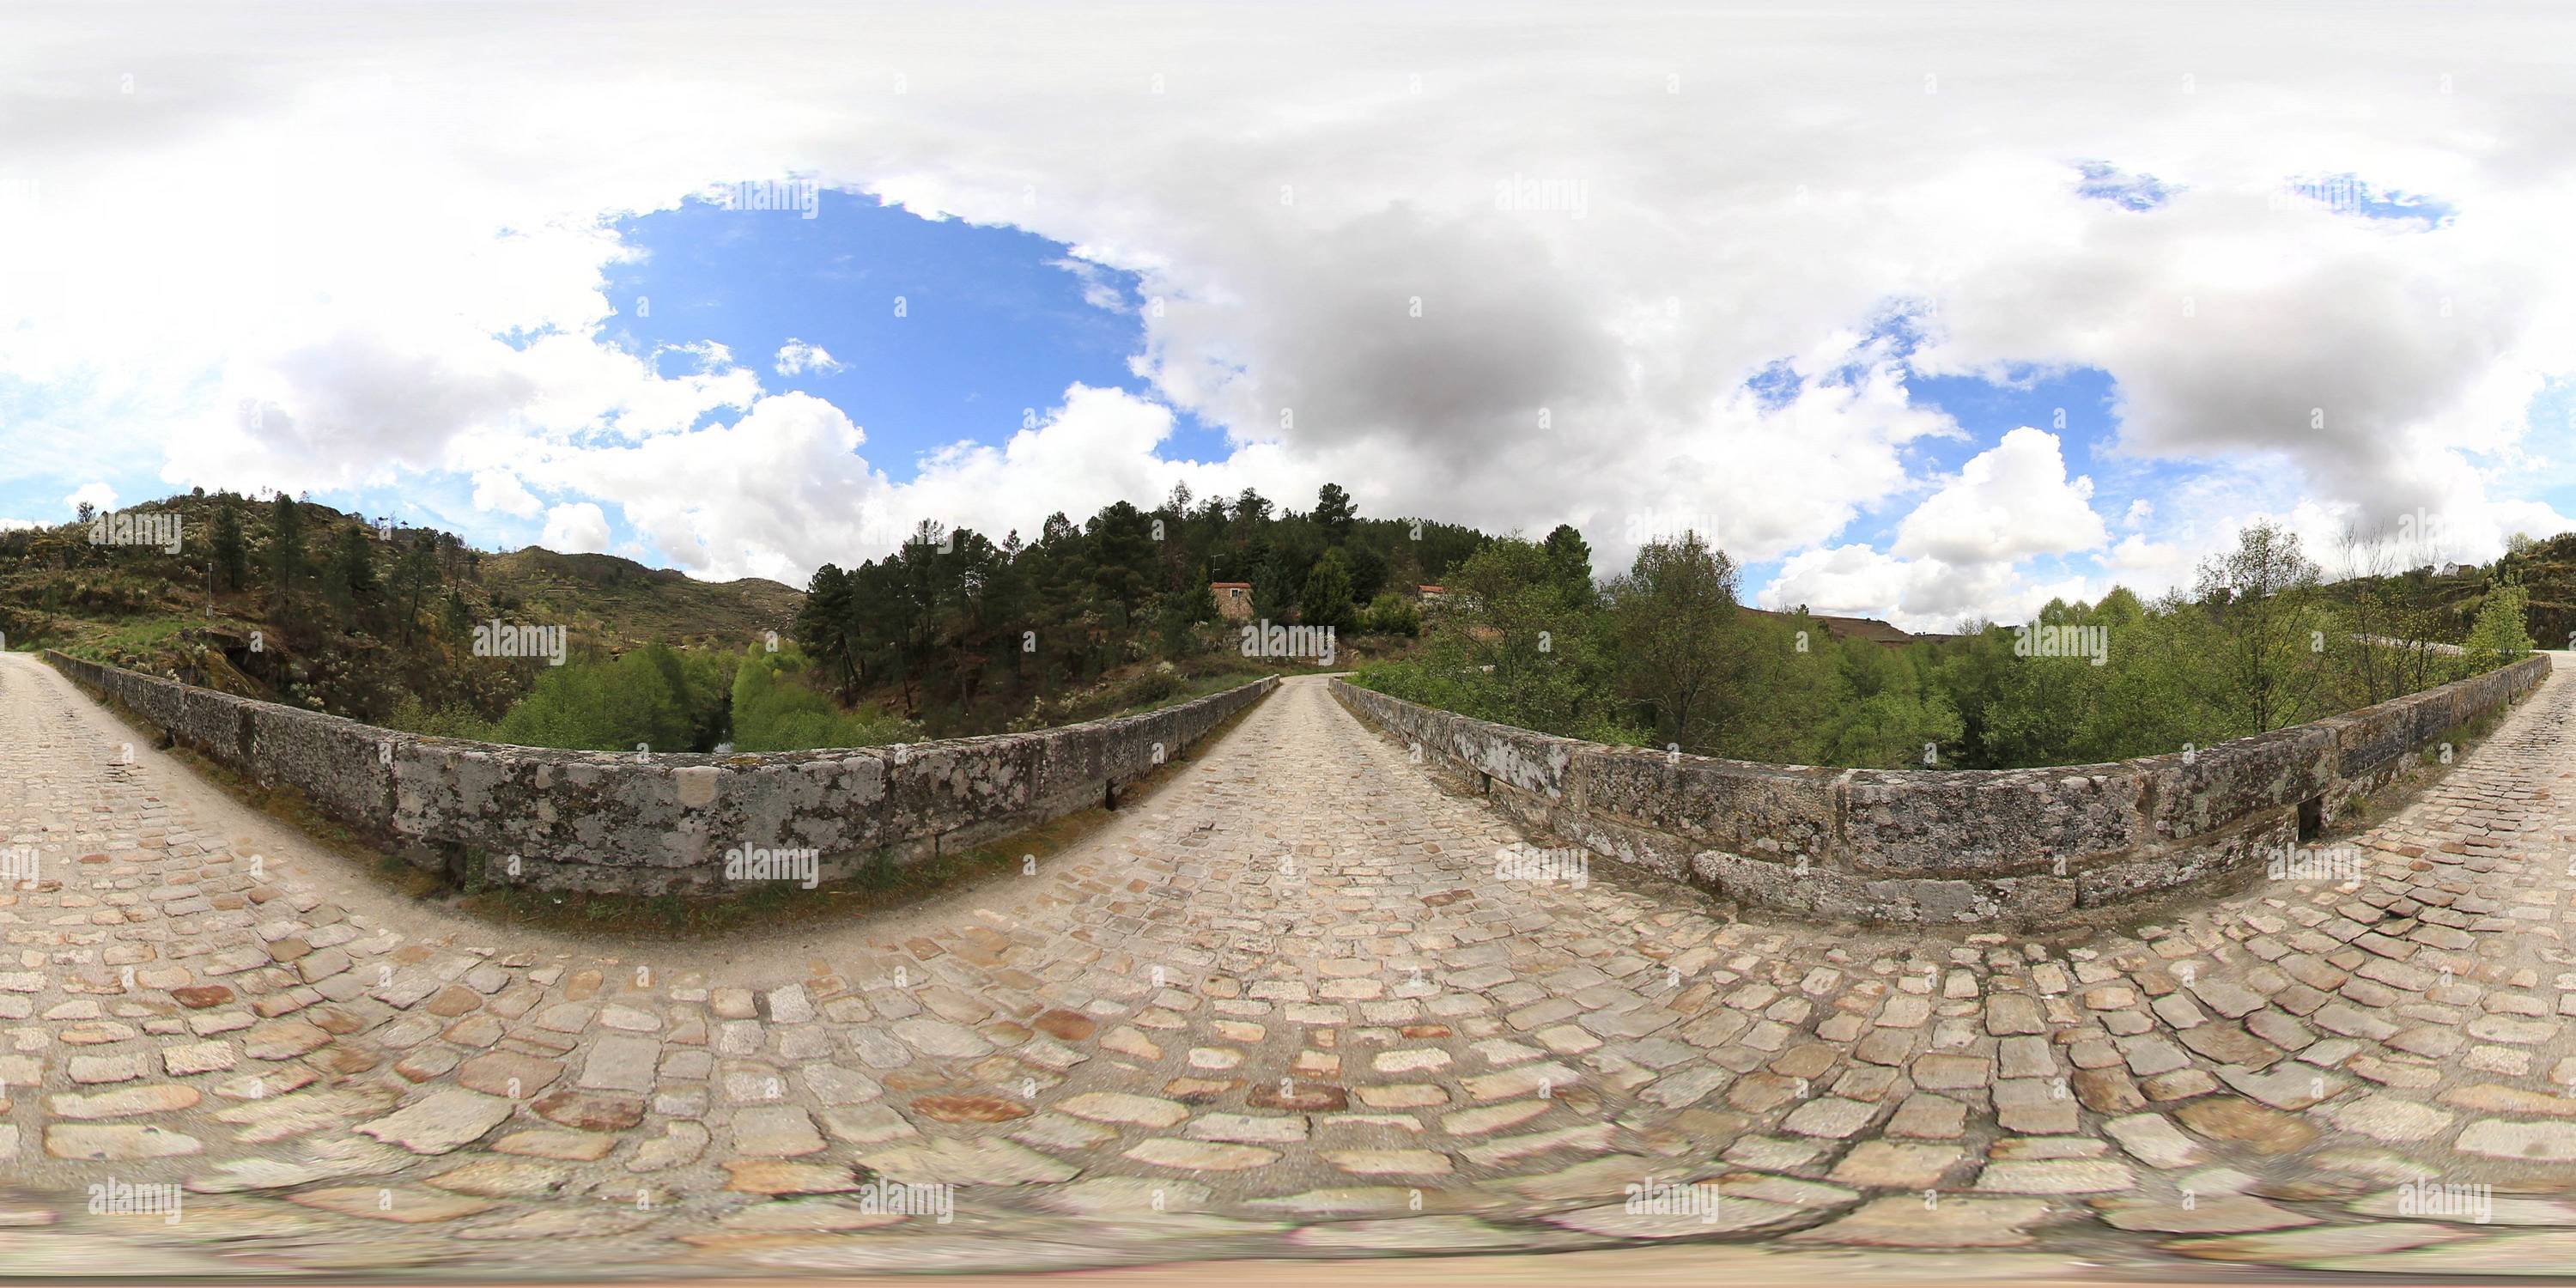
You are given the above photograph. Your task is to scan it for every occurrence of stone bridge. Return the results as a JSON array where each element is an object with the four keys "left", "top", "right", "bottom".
[{"left": 3, "top": 649, "right": 2576, "bottom": 1279}]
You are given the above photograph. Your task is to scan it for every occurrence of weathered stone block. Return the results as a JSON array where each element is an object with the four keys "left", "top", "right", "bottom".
[
  {"left": 1840, "top": 766, "right": 2142, "bottom": 878},
  {"left": 2138, "top": 724, "right": 2332, "bottom": 842},
  {"left": 1440, "top": 715, "right": 1573, "bottom": 799},
  {"left": 172, "top": 688, "right": 251, "bottom": 762},
  {"left": 2078, "top": 812, "right": 2293, "bottom": 906},
  {"left": 1571, "top": 747, "right": 1834, "bottom": 866},
  {"left": 2323, "top": 698, "right": 2411, "bottom": 781},
  {"left": 248, "top": 702, "right": 395, "bottom": 831}
]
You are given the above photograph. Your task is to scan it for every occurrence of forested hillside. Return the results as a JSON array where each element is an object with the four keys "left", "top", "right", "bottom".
[
  {"left": 0, "top": 490, "right": 799, "bottom": 730},
  {"left": 5, "top": 485, "right": 2545, "bottom": 768},
  {"left": 789, "top": 483, "right": 1480, "bottom": 735},
  {"left": 0, "top": 483, "right": 1474, "bottom": 750},
  {"left": 1353, "top": 521, "right": 2538, "bottom": 771}
]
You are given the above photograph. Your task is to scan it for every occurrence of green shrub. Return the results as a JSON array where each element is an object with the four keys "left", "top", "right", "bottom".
[
  {"left": 729, "top": 647, "right": 914, "bottom": 751},
  {"left": 2464, "top": 574, "right": 2536, "bottom": 670},
  {"left": 1361, "top": 592, "right": 1421, "bottom": 636}
]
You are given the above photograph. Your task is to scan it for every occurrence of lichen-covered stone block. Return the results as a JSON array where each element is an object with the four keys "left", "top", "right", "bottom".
[
  {"left": 1571, "top": 747, "right": 1835, "bottom": 866},
  {"left": 247, "top": 702, "right": 395, "bottom": 830},
  {"left": 2078, "top": 812, "right": 2293, "bottom": 907},
  {"left": 2138, "top": 724, "right": 2332, "bottom": 842},
  {"left": 1839, "top": 765, "right": 2142, "bottom": 878}
]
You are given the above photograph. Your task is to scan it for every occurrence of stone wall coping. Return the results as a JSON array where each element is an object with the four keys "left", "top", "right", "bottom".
[
  {"left": 1334, "top": 651, "right": 2549, "bottom": 927},
  {"left": 44, "top": 649, "right": 1279, "bottom": 897}
]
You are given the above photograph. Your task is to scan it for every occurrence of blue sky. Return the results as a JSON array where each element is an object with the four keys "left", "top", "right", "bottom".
[
  {"left": 14, "top": 190, "right": 2149, "bottom": 607},
  {"left": 0, "top": 194, "right": 1245, "bottom": 561},
  {"left": 6, "top": 176, "right": 2559, "bottom": 618},
  {"left": 597, "top": 191, "right": 1230, "bottom": 467}
]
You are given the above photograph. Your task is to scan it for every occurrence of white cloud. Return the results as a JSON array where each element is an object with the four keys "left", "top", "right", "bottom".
[
  {"left": 1601, "top": 349, "right": 1960, "bottom": 568},
  {"left": 1751, "top": 427, "right": 2115, "bottom": 629},
  {"left": 538, "top": 501, "right": 611, "bottom": 554},
  {"left": 63, "top": 482, "right": 117, "bottom": 515},
  {"left": 471, "top": 468, "right": 542, "bottom": 519},
  {"left": 1762, "top": 543, "right": 2108, "bottom": 634},
  {"left": 773, "top": 338, "right": 846, "bottom": 376},
  {"left": 525, "top": 383, "right": 1303, "bottom": 582},
  {"left": 2, "top": 3, "right": 2572, "bottom": 602},
  {"left": 1761, "top": 545, "right": 1913, "bottom": 620},
  {"left": 1894, "top": 428, "right": 2110, "bottom": 564}
]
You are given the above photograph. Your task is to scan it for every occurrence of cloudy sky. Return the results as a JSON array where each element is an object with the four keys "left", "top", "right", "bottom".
[{"left": 3, "top": 3, "right": 2572, "bottom": 629}]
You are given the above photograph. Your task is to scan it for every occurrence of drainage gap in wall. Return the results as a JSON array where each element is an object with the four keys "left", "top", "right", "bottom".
[{"left": 2296, "top": 795, "right": 2324, "bottom": 841}]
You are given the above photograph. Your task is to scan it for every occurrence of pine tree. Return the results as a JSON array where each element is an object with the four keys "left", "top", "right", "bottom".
[
  {"left": 795, "top": 563, "right": 859, "bottom": 698},
  {"left": 1300, "top": 549, "right": 1358, "bottom": 633},
  {"left": 1254, "top": 542, "right": 1303, "bottom": 623},
  {"left": 210, "top": 497, "right": 248, "bottom": 592},
  {"left": 390, "top": 538, "right": 438, "bottom": 642},
  {"left": 1157, "top": 567, "right": 1221, "bottom": 657},
  {"left": 267, "top": 493, "right": 306, "bottom": 618},
  {"left": 1542, "top": 523, "right": 1595, "bottom": 605},
  {"left": 323, "top": 525, "right": 376, "bottom": 619},
  {"left": 1313, "top": 483, "right": 1357, "bottom": 542}
]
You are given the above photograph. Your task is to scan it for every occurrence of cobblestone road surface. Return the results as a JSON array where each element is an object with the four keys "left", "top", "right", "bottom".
[{"left": 4, "top": 653, "right": 2575, "bottom": 1279}]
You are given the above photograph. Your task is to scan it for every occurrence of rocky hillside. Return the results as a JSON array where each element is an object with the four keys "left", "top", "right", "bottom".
[
  {"left": 2326, "top": 536, "right": 2574, "bottom": 650},
  {"left": 0, "top": 491, "right": 800, "bottom": 724},
  {"left": 477, "top": 548, "right": 801, "bottom": 652}
]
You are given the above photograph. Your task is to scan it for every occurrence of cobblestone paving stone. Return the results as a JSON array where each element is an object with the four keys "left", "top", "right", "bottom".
[{"left": 3, "top": 653, "right": 2575, "bottom": 1278}]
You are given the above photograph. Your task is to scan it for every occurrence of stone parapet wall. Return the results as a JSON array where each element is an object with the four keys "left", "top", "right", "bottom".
[
  {"left": 46, "top": 651, "right": 1276, "bottom": 896},
  {"left": 1333, "top": 653, "right": 2549, "bottom": 927}
]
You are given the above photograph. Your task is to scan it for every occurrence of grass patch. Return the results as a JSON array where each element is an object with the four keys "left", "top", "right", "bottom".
[{"left": 58, "top": 615, "right": 194, "bottom": 664}]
